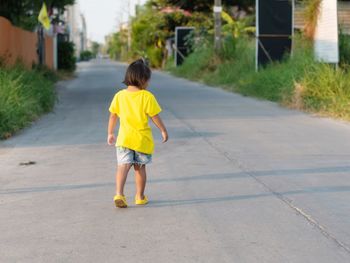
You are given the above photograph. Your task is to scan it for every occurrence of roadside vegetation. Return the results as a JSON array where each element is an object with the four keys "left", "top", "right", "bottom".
[
  {"left": 107, "top": 0, "right": 350, "bottom": 121},
  {"left": 0, "top": 63, "right": 57, "bottom": 139},
  {"left": 107, "top": 0, "right": 252, "bottom": 67},
  {"left": 0, "top": 1, "right": 84, "bottom": 140},
  {"left": 169, "top": 35, "right": 350, "bottom": 120},
  {"left": 168, "top": 0, "right": 350, "bottom": 120}
]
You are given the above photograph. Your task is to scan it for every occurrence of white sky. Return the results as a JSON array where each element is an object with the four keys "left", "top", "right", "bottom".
[{"left": 78, "top": 0, "right": 147, "bottom": 44}]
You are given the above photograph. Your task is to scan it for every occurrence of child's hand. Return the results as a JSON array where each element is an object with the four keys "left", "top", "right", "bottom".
[
  {"left": 151, "top": 114, "right": 168, "bottom": 143},
  {"left": 161, "top": 130, "right": 168, "bottom": 143},
  {"left": 107, "top": 134, "right": 115, "bottom": 145}
]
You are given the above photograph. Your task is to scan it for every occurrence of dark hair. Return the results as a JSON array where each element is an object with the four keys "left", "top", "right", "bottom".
[{"left": 123, "top": 58, "right": 151, "bottom": 89}]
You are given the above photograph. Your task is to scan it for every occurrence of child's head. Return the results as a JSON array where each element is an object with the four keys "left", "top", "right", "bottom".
[{"left": 123, "top": 58, "right": 151, "bottom": 90}]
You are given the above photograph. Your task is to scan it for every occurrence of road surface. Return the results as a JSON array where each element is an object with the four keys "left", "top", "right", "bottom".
[{"left": 1, "top": 60, "right": 350, "bottom": 262}]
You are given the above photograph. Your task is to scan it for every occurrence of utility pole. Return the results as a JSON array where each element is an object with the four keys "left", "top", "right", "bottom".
[
  {"left": 127, "top": 0, "right": 131, "bottom": 52},
  {"left": 214, "top": 0, "right": 222, "bottom": 52},
  {"left": 37, "top": 25, "right": 45, "bottom": 66}
]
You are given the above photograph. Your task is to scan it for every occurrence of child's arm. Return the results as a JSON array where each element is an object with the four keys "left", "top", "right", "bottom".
[
  {"left": 107, "top": 113, "right": 119, "bottom": 145},
  {"left": 151, "top": 114, "right": 168, "bottom": 143}
]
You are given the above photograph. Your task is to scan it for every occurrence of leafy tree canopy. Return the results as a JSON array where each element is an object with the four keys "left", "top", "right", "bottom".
[
  {"left": 91, "top": 42, "right": 101, "bottom": 57},
  {"left": 147, "top": 0, "right": 254, "bottom": 13},
  {"left": 108, "top": 0, "right": 255, "bottom": 67},
  {"left": 0, "top": 0, "right": 75, "bottom": 30}
]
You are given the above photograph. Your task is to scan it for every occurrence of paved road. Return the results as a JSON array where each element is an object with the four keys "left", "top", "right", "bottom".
[{"left": 1, "top": 60, "right": 350, "bottom": 262}]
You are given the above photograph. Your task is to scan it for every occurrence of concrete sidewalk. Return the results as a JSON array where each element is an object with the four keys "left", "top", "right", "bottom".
[{"left": 1, "top": 59, "right": 349, "bottom": 262}]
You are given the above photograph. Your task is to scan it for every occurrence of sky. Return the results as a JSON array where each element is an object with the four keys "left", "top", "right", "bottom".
[{"left": 78, "top": 0, "right": 147, "bottom": 44}]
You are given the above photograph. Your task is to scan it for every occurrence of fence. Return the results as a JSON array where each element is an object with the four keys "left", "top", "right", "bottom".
[{"left": 0, "top": 16, "right": 54, "bottom": 69}]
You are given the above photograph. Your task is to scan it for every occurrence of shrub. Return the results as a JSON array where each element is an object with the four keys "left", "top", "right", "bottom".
[
  {"left": 300, "top": 63, "right": 350, "bottom": 118},
  {"left": 80, "top": 50, "right": 93, "bottom": 61},
  {"left": 58, "top": 41, "right": 76, "bottom": 72},
  {"left": 171, "top": 34, "right": 350, "bottom": 120},
  {"left": 145, "top": 46, "right": 163, "bottom": 68},
  {"left": 32, "top": 64, "right": 59, "bottom": 82},
  {"left": 339, "top": 31, "right": 350, "bottom": 66},
  {"left": 0, "top": 65, "right": 56, "bottom": 139},
  {"left": 172, "top": 39, "right": 215, "bottom": 79}
]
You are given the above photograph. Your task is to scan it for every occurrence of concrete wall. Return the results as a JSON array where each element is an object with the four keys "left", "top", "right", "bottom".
[{"left": 0, "top": 17, "right": 54, "bottom": 69}]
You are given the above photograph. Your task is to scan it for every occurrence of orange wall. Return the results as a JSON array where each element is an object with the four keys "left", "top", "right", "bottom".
[
  {"left": 0, "top": 17, "right": 54, "bottom": 69},
  {"left": 45, "top": 37, "right": 54, "bottom": 69}
]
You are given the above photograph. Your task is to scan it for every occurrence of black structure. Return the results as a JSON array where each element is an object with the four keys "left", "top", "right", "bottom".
[
  {"left": 256, "top": 0, "right": 293, "bottom": 68},
  {"left": 175, "top": 27, "right": 194, "bottom": 66}
]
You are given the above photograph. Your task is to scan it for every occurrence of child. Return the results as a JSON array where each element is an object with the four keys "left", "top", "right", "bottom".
[{"left": 107, "top": 58, "right": 168, "bottom": 208}]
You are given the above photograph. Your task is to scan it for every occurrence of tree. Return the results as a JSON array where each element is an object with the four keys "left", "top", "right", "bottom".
[
  {"left": 147, "top": 0, "right": 254, "bottom": 13},
  {"left": 107, "top": 30, "right": 128, "bottom": 60},
  {"left": 130, "top": 3, "right": 213, "bottom": 67},
  {"left": 91, "top": 42, "right": 101, "bottom": 58},
  {"left": 221, "top": 11, "right": 255, "bottom": 39},
  {"left": 109, "top": 0, "right": 254, "bottom": 67},
  {"left": 0, "top": 0, "right": 75, "bottom": 30}
]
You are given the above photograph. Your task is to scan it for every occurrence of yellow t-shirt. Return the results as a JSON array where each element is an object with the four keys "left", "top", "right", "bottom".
[{"left": 109, "top": 89, "right": 162, "bottom": 154}]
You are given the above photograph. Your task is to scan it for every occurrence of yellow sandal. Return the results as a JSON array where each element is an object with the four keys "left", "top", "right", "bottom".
[
  {"left": 114, "top": 195, "right": 128, "bottom": 208},
  {"left": 135, "top": 195, "right": 148, "bottom": 205}
]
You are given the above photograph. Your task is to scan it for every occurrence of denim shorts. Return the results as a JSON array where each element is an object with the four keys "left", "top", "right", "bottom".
[{"left": 116, "top": 146, "right": 152, "bottom": 166}]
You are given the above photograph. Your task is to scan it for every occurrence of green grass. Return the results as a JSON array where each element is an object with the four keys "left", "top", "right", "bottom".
[
  {"left": 300, "top": 63, "right": 350, "bottom": 118},
  {"left": 0, "top": 65, "right": 57, "bottom": 139},
  {"left": 169, "top": 36, "right": 350, "bottom": 121}
]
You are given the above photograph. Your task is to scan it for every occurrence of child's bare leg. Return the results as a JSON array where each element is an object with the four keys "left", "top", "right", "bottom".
[
  {"left": 134, "top": 164, "right": 147, "bottom": 199},
  {"left": 116, "top": 164, "right": 132, "bottom": 195}
]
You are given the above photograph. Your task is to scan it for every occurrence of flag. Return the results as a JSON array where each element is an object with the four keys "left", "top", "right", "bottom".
[{"left": 38, "top": 3, "right": 50, "bottom": 30}]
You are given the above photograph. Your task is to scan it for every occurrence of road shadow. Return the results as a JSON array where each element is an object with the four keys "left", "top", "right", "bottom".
[
  {"left": 0, "top": 182, "right": 113, "bottom": 195},
  {"left": 148, "top": 185, "right": 350, "bottom": 208},
  {"left": 1, "top": 182, "right": 349, "bottom": 209},
  {"left": 147, "top": 165, "right": 350, "bottom": 184},
  {"left": 1, "top": 166, "right": 349, "bottom": 196}
]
